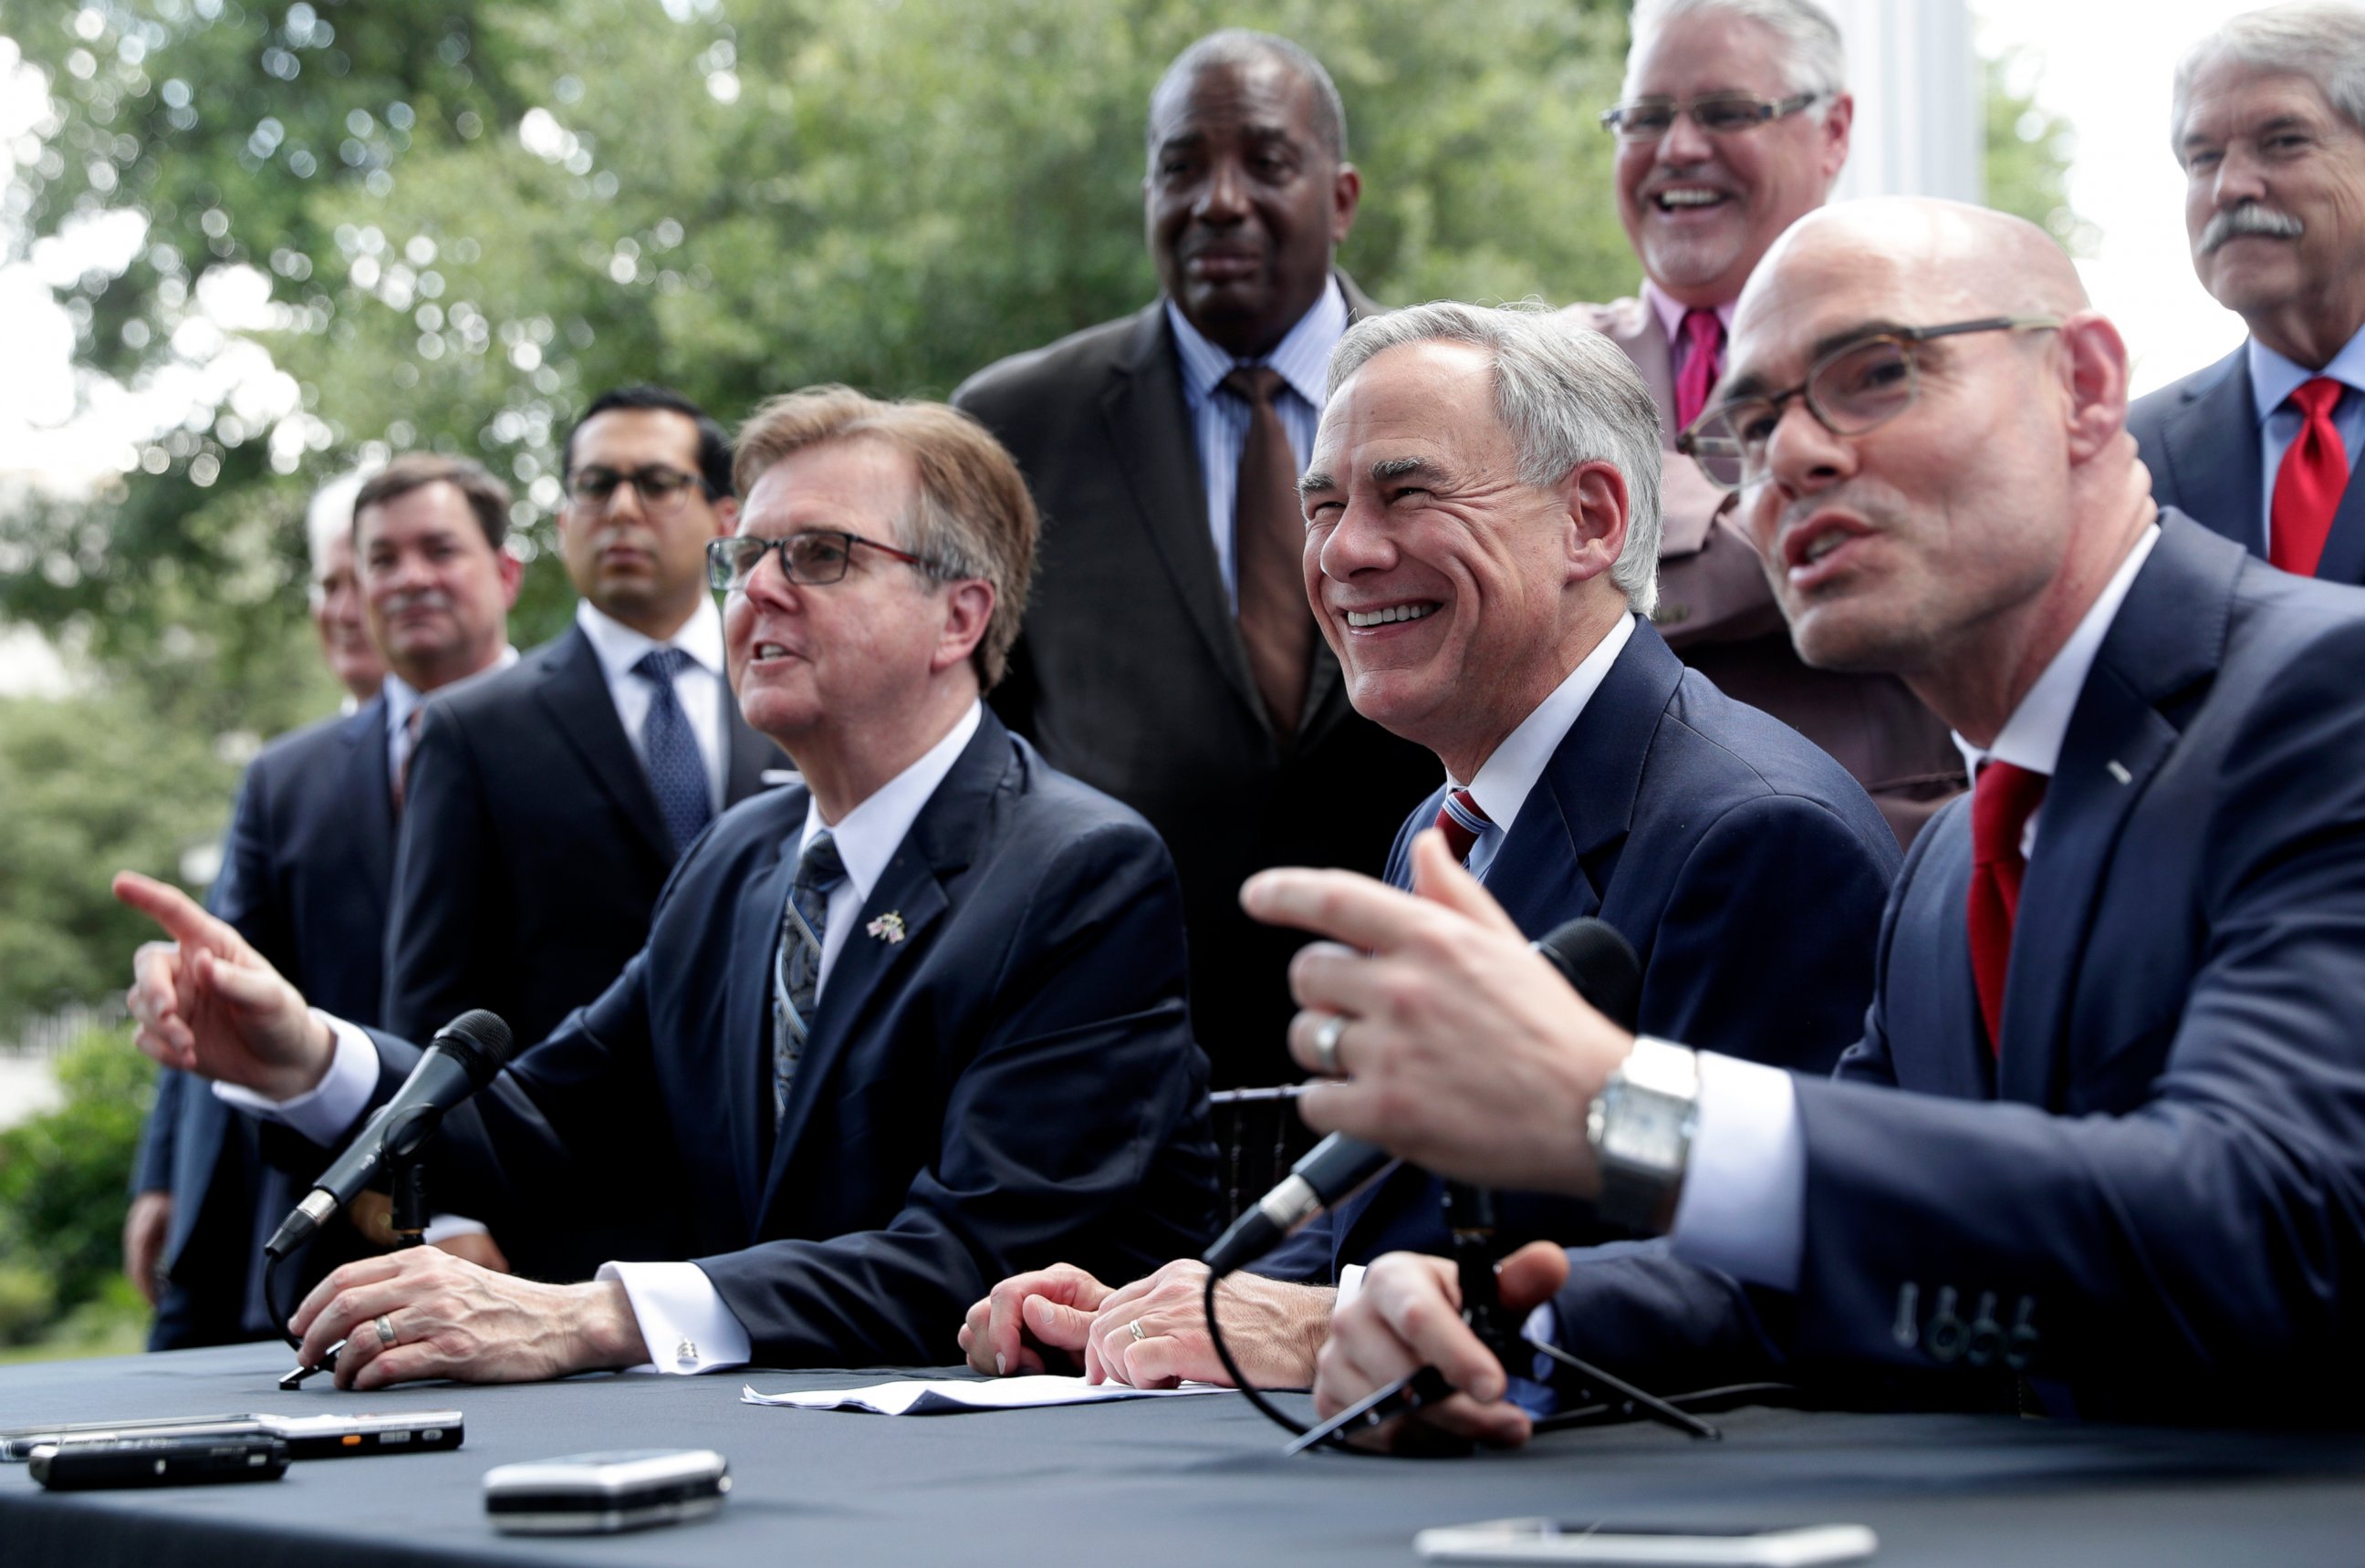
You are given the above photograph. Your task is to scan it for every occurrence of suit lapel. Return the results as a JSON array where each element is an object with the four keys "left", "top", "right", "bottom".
[
  {"left": 726, "top": 822, "right": 797, "bottom": 1232},
  {"left": 1099, "top": 306, "right": 1263, "bottom": 722},
  {"left": 760, "top": 716, "right": 1005, "bottom": 1211},
  {"left": 1995, "top": 515, "right": 2235, "bottom": 1106},
  {"left": 533, "top": 627, "right": 675, "bottom": 863},
  {"left": 2160, "top": 351, "right": 2263, "bottom": 555},
  {"left": 1628, "top": 303, "right": 1680, "bottom": 448},
  {"left": 346, "top": 698, "right": 397, "bottom": 910},
  {"left": 2314, "top": 464, "right": 2365, "bottom": 585}
]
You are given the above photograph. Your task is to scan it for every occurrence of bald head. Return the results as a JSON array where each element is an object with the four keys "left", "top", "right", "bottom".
[
  {"left": 1739, "top": 199, "right": 2089, "bottom": 341},
  {"left": 1712, "top": 196, "right": 2151, "bottom": 742}
]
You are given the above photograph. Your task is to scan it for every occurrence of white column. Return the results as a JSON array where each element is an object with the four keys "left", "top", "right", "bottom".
[{"left": 1824, "top": 0, "right": 1983, "bottom": 203}]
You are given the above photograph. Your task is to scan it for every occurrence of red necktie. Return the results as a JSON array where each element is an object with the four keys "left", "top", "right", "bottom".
[
  {"left": 2271, "top": 376, "right": 2349, "bottom": 576},
  {"left": 1433, "top": 788, "right": 1493, "bottom": 865},
  {"left": 1672, "top": 308, "right": 1725, "bottom": 433},
  {"left": 1966, "top": 760, "right": 2047, "bottom": 1056}
]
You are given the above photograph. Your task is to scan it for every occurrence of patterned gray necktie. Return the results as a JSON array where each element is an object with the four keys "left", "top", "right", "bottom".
[
  {"left": 772, "top": 830, "right": 846, "bottom": 1127},
  {"left": 632, "top": 648, "right": 714, "bottom": 856}
]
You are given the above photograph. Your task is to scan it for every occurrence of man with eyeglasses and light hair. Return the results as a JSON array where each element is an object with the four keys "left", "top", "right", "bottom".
[
  {"left": 1575, "top": 0, "right": 1963, "bottom": 845},
  {"left": 112, "top": 385, "right": 1217, "bottom": 1386},
  {"left": 2130, "top": 2, "right": 2365, "bottom": 587},
  {"left": 1245, "top": 199, "right": 2365, "bottom": 1444},
  {"left": 379, "top": 386, "right": 780, "bottom": 1055}
]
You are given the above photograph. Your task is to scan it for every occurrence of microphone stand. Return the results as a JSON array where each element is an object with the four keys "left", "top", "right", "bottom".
[
  {"left": 274, "top": 1129, "right": 435, "bottom": 1390},
  {"left": 1284, "top": 1181, "right": 1720, "bottom": 1452}
]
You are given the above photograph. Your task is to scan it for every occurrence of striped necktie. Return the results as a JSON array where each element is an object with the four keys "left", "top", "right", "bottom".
[{"left": 772, "top": 830, "right": 847, "bottom": 1127}]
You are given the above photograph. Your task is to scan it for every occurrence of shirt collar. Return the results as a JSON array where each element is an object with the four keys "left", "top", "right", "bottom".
[
  {"left": 1954, "top": 524, "right": 2161, "bottom": 781},
  {"left": 1166, "top": 275, "right": 1349, "bottom": 411},
  {"left": 380, "top": 645, "right": 520, "bottom": 734},
  {"left": 1457, "top": 612, "right": 1639, "bottom": 835},
  {"left": 1641, "top": 278, "right": 1737, "bottom": 348},
  {"left": 574, "top": 595, "right": 726, "bottom": 685},
  {"left": 795, "top": 701, "right": 984, "bottom": 903},
  {"left": 2246, "top": 323, "right": 2365, "bottom": 423}
]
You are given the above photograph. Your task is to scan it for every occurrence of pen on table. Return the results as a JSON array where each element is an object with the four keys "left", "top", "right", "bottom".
[{"left": 1207, "top": 1084, "right": 1315, "bottom": 1106}]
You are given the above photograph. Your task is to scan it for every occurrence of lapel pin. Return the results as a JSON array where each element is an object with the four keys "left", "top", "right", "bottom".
[
  {"left": 866, "top": 911, "right": 906, "bottom": 945},
  {"left": 2105, "top": 760, "right": 2132, "bottom": 785}
]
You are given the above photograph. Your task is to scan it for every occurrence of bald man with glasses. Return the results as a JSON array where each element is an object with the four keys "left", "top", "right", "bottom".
[{"left": 1569, "top": 0, "right": 1964, "bottom": 845}]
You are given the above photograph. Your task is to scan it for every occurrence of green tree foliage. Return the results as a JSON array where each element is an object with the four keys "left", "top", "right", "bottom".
[
  {"left": 1984, "top": 46, "right": 2094, "bottom": 256},
  {"left": 0, "top": 689, "right": 247, "bottom": 1019},
  {"left": 0, "top": 1029, "right": 156, "bottom": 1339}
]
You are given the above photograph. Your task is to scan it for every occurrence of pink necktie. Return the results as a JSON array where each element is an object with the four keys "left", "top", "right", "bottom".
[
  {"left": 2271, "top": 376, "right": 2349, "bottom": 576},
  {"left": 1672, "top": 308, "right": 1725, "bottom": 433}
]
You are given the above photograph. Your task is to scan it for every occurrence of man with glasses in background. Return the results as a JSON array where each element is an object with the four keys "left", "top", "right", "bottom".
[
  {"left": 381, "top": 388, "right": 779, "bottom": 1072},
  {"left": 114, "top": 385, "right": 1216, "bottom": 1384},
  {"left": 1254, "top": 199, "right": 2365, "bottom": 1442},
  {"left": 1575, "top": 0, "right": 1962, "bottom": 845}
]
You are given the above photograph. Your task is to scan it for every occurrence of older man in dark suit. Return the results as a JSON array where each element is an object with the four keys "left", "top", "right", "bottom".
[
  {"left": 116, "top": 387, "right": 1214, "bottom": 1384},
  {"left": 959, "top": 306, "right": 1897, "bottom": 1393},
  {"left": 126, "top": 457, "right": 520, "bottom": 1350},
  {"left": 2130, "top": 4, "right": 2365, "bottom": 586},
  {"left": 954, "top": 32, "right": 1435, "bottom": 1140},
  {"left": 382, "top": 388, "right": 778, "bottom": 1050},
  {"left": 1285, "top": 201, "right": 2365, "bottom": 1442}
]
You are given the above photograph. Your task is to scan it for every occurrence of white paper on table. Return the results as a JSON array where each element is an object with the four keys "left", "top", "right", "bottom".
[{"left": 739, "top": 1374, "right": 1230, "bottom": 1415}]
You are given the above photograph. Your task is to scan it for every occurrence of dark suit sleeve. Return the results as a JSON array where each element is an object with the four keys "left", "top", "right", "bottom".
[
  {"left": 1790, "top": 627, "right": 2365, "bottom": 1412},
  {"left": 1830, "top": 795, "right": 1964, "bottom": 1090},
  {"left": 382, "top": 706, "right": 510, "bottom": 1043},
  {"left": 1638, "top": 794, "right": 1892, "bottom": 1073},
  {"left": 696, "top": 818, "right": 1211, "bottom": 1366},
  {"left": 132, "top": 1070, "right": 182, "bottom": 1195}
]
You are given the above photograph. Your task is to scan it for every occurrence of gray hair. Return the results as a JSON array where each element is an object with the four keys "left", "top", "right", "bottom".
[
  {"left": 2171, "top": 3, "right": 2365, "bottom": 151},
  {"left": 1325, "top": 302, "right": 1664, "bottom": 617},
  {"left": 1147, "top": 30, "right": 1349, "bottom": 163},
  {"left": 304, "top": 468, "right": 370, "bottom": 586},
  {"left": 1627, "top": 0, "right": 1849, "bottom": 100}
]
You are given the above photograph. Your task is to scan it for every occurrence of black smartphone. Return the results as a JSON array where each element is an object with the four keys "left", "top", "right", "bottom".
[{"left": 27, "top": 1434, "right": 292, "bottom": 1490}]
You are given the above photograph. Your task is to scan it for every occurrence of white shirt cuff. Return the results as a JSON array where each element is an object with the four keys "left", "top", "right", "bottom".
[
  {"left": 1666, "top": 1051, "right": 1805, "bottom": 1293},
  {"left": 597, "top": 1261, "right": 751, "bottom": 1375},
  {"left": 1333, "top": 1262, "right": 1368, "bottom": 1313},
  {"left": 421, "top": 1215, "right": 488, "bottom": 1243},
  {"left": 210, "top": 1010, "right": 380, "bottom": 1145}
]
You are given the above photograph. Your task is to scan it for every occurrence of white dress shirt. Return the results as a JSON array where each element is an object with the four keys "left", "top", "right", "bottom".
[
  {"left": 1167, "top": 277, "right": 1349, "bottom": 607},
  {"left": 222, "top": 701, "right": 990, "bottom": 1375},
  {"left": 573, "top": 597, "right": 730, "bottom": 815},
  {"left": 1454, "top": 614, "right": 1638, "bottom": 882},
  {"left": 2248, "top": 327, "right": 2365, "bottom": 560},
  {"left": 1668, "top": 524, "right": 2162, "bottom": 1293},
  {"left": 382, "top": 646, "right": 520, "bottom": 787}
]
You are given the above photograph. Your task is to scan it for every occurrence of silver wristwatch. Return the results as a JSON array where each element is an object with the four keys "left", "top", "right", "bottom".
[{"left": 1584, "top": 1035, "right": 1701, "bottom": 1235}]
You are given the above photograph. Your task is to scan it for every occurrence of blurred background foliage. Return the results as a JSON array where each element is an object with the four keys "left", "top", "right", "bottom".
[{"left": 0, "top": 0, "right": 2071, "bottom": 1354}]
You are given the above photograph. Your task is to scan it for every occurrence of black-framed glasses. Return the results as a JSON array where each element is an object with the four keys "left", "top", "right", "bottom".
[
  {"left": 1676, "top": 317, "right": 2064, "bottom": 491},
  {"left": 1599, "top": 89, "right": 1825, "bottom": 141},
  {"left": 566, "top": 464, "right": 715, "bottom": 514},
  {"left": 705, "top": 531, "right": 936, "bottom": 592}
]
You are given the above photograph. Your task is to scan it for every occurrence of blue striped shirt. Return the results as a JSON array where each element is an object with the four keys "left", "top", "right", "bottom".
[{"left": 1163, "top": 278, "right": 1350, "bottom": 607}]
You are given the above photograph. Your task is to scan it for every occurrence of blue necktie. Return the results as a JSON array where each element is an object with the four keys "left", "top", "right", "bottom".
[
  {"left": 632, "top": 648, "right": 714, "bottom": 857},
  {"left": 773, "top": 830, "right": 846, "bottom": 1127}
]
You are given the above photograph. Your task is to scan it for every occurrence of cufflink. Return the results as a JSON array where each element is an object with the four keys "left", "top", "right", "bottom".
[{"left": 674, "top": 1338, "right": 699, "bottom": 1368}]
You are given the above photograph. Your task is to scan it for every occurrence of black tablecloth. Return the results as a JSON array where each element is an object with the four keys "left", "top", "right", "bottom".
[{"left": 5, "top": 1344, "right": 2363, "bottom": 1565}]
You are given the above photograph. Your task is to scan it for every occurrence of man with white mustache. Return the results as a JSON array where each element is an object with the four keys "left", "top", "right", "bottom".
[
  {"left": 1572, "top": 0, "right": 1964, "bottom": 845},
  {"left": 2131, "top": 2, "right": 2365, "bottom": 586}
]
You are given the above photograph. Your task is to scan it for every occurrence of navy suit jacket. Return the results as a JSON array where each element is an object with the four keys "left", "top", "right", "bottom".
[
  {"left": 1255, "top": 621, "right": 1900, "bottom": 1280},
  {"left": 1555, "top": 514, "right": 2365, "bottom": 1421},
  {"left": 338, "top": 711, "right": 1219, "bottom": 1366},
  {"left": 382, "top": 623, "right": 777, "bottom": 1046},
  {"left": 2128, "top": 347, "right": 2365, "bottom": 585},
  {"left": 135, "top": 699, "right": 394, "bottom": 1348}
]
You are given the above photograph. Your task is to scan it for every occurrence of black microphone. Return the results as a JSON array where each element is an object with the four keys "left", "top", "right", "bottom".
[
  {"left": 1202, "top": 917, "right": 1641, "bottom": 1277},
  {"left": 263, "top": 1010, "right": 515, "bottom": 1259}
]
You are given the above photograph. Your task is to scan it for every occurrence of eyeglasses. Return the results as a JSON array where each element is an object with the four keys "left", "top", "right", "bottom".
[
  {"left": 1676, "top": 317, "right": 2064, "bottom": 491},
  {"left": 705, "top": 531, "right": 937, "bottom": 592},
  {"left": 1599, "top": 90, "right": 1825, "bottom": 141},
  {"left": 566, "top": 464, "right": 714, "bottom": 514}
]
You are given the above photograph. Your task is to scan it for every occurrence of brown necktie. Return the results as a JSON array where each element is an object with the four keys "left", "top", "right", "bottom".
[
  {"left": 1222, "top": 366, "right": 1313, "bottom": 742},
  {"left": 391, "top": 707, "right": 425, "bottom": 815}
]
